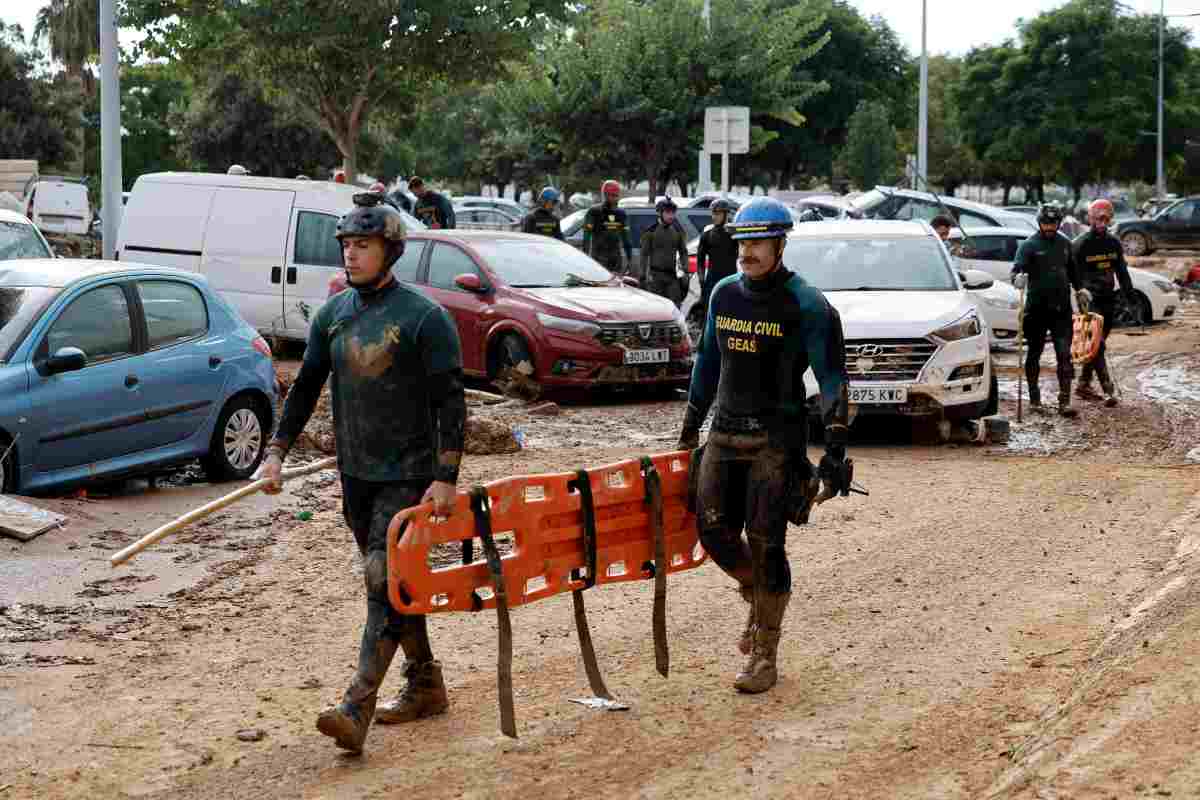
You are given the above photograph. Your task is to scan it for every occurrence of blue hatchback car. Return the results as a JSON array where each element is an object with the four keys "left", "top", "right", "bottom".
[{"left": 0, "top": 260, "right": 277, "bottom": 494}]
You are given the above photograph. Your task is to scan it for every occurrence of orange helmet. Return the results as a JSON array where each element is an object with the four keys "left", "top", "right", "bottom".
[
  {"left": 601, "top": 180, "right": 620, "bottom": 197},
  {"left": 1089, "top": 198, "right": 1114, "bottom": 218}
]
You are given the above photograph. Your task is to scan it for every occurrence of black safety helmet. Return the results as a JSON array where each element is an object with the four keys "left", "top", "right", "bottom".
[
  {"left": 711, "top": 198, "right": 735, "bottom": 214},
  {"left": 336, "top": 192, "right": 407, "bottom": 268},
  {"left": 796, "top": 208, "right": 822, "bottom": 224},
  {"left": 1036, "top": 203, "right": 1065, "bottom": 226},
  {"left": 655, "top": 196, "right": 678, "bottom": 214}
]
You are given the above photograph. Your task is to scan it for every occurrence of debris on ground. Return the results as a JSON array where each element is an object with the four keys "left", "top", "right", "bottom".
[
  {"left": 494, "top": 361, "right": 542, "bottom": 402},
  {"left": 235, "top": 729, "right": 266, "bottom": 742},
  {"left": 0, "top": 496, "right": 67, "bottom": 542}
]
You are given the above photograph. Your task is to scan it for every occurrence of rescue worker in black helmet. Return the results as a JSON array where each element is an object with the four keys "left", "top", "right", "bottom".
[
  {"left": 1011, "top": 202, "right": 1085, "bottom": 417},
  {"left": 522, "top": 186, "right": 565, "bottom": 240},
  {"left": 639, "top": 196, "right": 689, "bottom": 305},
  {"left": 695, "top": 198, "right": 738, "bottom": 322},
  {"left": 409, "top": 177, "right": 456, "bottom": 229},
  {"left": 255, "top": 192, "right": 466, "bottom": 753},
  {"left": 677, "top": 197, "right": 851, "bottom": 695}
]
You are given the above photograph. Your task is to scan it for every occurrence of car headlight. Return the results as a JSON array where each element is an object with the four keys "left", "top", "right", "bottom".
[
  {"left": 982, "top": 296, "right": 1020, "bottom": 310},
  {"left": 537, "top": 313, "right": 600, "bottom": 337},
  {"left": 1152, "top": 280, "right": 1176, "bottom": 293},
  {"left": 932, "top": 312, "right": 982, "bottom": 342}
]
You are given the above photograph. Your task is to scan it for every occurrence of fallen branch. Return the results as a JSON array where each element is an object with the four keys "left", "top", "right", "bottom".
[{"left": 86, "top": 742, "right": 147, "bottom": 750}]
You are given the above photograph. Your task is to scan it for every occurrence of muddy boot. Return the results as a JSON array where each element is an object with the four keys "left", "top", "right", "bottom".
[
  {"left": 734, "top": 591, "right": 790, "bottom": 694},
  {"left": 1075, "top": 380, "right": 1101, "bottom": 401},
  {"left": 737, "top": 584, "right": 756, "bottom": 656},
  {"left": 316, "top": 694, "right": 378, "bottom": 754},
  {"left": 1058, "top": 386, "right": 1078, "bottom": 418},
  {"left": 375, "top": 660, "right": 449, "bottom": 724},
  {"left": 1099, "top": 370, "right": 1118, "bottom": 407}
]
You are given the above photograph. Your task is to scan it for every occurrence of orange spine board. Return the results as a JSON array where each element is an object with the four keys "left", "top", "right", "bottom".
[
  {"left": 1071, "top": 312, "right": 1104, "bottom": 365},
  {"left": 387, "top": 452, "right": 705, "bottom": 614}
]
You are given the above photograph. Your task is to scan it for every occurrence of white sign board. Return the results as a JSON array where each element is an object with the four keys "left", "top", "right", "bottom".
[{"left": 704, "top": 107, "right": 750, "bottom": 155}]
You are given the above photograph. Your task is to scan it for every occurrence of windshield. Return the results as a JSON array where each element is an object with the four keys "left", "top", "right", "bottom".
[
  {"left": 782, "top": 236, "right": 958, "bottom": 291},
  {"left": 0, "top": 286, "right": 57, "bottom": 361},
  {"left": 561, "top": 208, "right": 587, "bottom": 235},
  {"left": 0, "top": 221, "right": 52, "bottom": 260},
  {"left": 474, "top": 239, "right": 615, "bottom": 287}
]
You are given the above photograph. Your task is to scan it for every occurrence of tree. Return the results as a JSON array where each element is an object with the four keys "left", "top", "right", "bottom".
[
  {"left": 118, "top": 62, "right": 191, "bottom": 187},
  {"left": 125, "top": 0, "right": 570, "bottom": 184},
  {"left": 837, "top": 100, "right": 899, "bottom": 190},
  {"left": 35, "top": 0, "right": 99, "bottom": 175},
  {"left": 0, "top": 22, "right": 76, "bottom": 168},
  {"left": 953, "top": 43, "right": 1030, "bottom": 201},
  {"left": 530, "top": 0, "right": 829, "bottom": 200}
]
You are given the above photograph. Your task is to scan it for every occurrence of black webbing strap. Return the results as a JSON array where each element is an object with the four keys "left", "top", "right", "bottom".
[
  {"left": 567, "top": 469, "right": 612, "bottom": 700},
  {"left": 640, "top": 457, "right": 669, "bottom": 678},
  {"left": 469, "top": 486, "right": 517, "bottom": 738}
]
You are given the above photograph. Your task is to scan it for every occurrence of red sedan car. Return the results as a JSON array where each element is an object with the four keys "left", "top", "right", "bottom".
[{"left": 328, "top": 231, "right": 693, "bottom": 388}]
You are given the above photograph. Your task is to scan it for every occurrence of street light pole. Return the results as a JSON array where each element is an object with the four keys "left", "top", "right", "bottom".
[
  {"left": 1157, "top": 0, "right": 1165, "bottom": 198},
  {"left": 698, "top": 0, "right": 713, "bottom": 193},
  {"left": 99, "top": 0, "right": 123, "bottom": 259},
  {"left": 917, "top": 0, "right": 928, "bottom": 191}
]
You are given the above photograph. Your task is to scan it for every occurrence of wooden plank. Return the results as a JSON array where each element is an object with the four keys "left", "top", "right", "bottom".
[{"left": 0, "top": 495, "right": 68, "bottom": 542}]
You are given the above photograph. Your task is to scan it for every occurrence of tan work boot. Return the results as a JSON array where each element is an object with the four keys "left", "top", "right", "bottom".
[
  {"left": 316, "top": 694, "right": 378, "bottom": 754},
  {"left": 734, "top": 591, "right": 790, "bottom": 694},
  {"left": 738, "top": 584, "right": 756, "bottom": 656},
  {"left": 375, "top": 660, "right": 449, "bottom": 724}
]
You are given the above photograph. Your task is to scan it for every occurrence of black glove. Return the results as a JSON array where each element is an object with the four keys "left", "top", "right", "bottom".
[
  {"left": 677, "top": 404, "right": 703, "bottom": 451},
  {"left": 818, "top": 444, "right": 852, "bottom": 498}
]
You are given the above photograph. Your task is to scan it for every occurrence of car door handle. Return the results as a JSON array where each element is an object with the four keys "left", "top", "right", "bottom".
[
  {"left": 286, "top": 267, "right": 297, "bottom": 284},
  {"left": 271, "top": 266, "right": 282, "bottom": 284},
  {"left": 209, "top": 356, "right": 222, "bottom": 369},
  {"left": 125, "top": 374, "right": 139, "bottom": 388}
]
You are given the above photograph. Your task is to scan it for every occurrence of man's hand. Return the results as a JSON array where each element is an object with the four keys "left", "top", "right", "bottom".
[
  {"left": 677, "top": 429, "right": 700, "bottom": 451},
  {"left": 423, "top": 480, "right": 456, "bottom": 522},
  {"left": 1076, "top": 288, "right": 1093, "bottom": 312},
  {"left": 1012, "top": 273, "right": 1028, "bottom": 290},
  {"left": 818, "top": 447, "right": 852, "bottom": 499},
  {"left": 254, "top": 450, "right": 284, "bottom": 495}
]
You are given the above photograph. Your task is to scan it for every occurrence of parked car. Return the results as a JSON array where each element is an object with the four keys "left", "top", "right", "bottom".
[
  {"left": 23, "top": 178, "right": 92, "bottom": 237},
  {"left": 952, "top": 226, "right": 1180, "bottom": 326},
  {"left": 0, "top": 260, "right": 277, "bottom": 494},
  {"left": 1116, "top": 196, "right": 1200, "bottom": 257},
  {"left": 453, "top": 196, "right": 529, "bottom": 218},
  {"left": 454, "top": 206, "right": 522, "bottom": 231},
  {"left": 998, "top": 204, "right": 1085, "bottom": 239},
  {"left": 0, "top": 210, "right": 54, "bottom": 260},
  {"left": 686, "top": 192, "right": 757, "bottom": 209},
  {"left": 563, "top": 205, "right": 713, "bottom": 263},
  {"left": 847, "top": 187, "right": 1036, "bottom": 231},
  {"left": 327, "top": 231, "right": 692, "bottom": 389},
  {"left": 116, "top": 172, "right": 425, "bottom": 342},
  {"left": 786, "top": 220, "right": 997, "bottom": 423},
  {"left": 620, "top": 196, "right": 694, "bottom": 208},
  {"left": 792, "top": 194, "right": 850, "bottom": 219}
]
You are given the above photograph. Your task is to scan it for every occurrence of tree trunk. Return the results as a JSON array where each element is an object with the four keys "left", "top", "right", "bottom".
[{"left": 1002, "top": 183, "right": 1013, "bottom": 205}]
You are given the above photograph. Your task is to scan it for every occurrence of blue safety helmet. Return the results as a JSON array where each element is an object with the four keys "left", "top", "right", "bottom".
[
  {"left": 728, "top": 197, "right": 794, "bottom": 240},
  {"left": 539, "top": 186, "right": 560, "bottom": 204}
]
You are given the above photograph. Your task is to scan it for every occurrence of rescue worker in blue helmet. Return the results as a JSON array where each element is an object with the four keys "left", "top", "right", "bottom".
[
  {"left": 677, "top": 197, "right": 852, "bottom": 694},
  {"left": 522, "top": 186, "right": 565, "bottom": 240}
]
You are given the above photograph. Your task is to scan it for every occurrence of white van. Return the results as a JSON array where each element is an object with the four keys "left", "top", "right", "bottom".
[
  {"left": 24, "top": 179, "right": 92, "bottom": 236},
  {"left": 117, "top": 172, "right": 424, "bottom": 340}
]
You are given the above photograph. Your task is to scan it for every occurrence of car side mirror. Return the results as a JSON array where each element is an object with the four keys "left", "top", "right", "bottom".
[
  {"left": 453, "top": 273, "right": 487, "bottom": 293},
  {"left": 620, "top": 276, "right": 640, "bottom": 288},
  {"left": 959, "top": 270, "right": 994, "bottom": 290},
  {"left": 46, "top": 346, "right": 87, "bottom": 375}
]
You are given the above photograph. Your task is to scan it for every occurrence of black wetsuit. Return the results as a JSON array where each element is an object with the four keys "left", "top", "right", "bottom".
[
  {"left": 582, "top": 203, "right": 633, "bottom": 273},
  {"left": 521, "top": 207, "right": 564, "bottom": 240},
  {"left": 1012, "top": 231, "right": 1082, "bottom": 402},
  {"left": 1073, "top": 229, "right": 1133, "bottom": 391},
  {"left": 695, "top": 222, "right": 738, "bottom": 318}
]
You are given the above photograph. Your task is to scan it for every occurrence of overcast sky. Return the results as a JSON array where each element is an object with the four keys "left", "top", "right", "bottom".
[{"left": 3, "top": 0, "right": 1199, "bottom": 58}]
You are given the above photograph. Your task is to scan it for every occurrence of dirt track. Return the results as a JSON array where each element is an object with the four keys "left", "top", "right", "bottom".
[{"left": 4, "top": 298, "right": 1200, "bottom": 799}]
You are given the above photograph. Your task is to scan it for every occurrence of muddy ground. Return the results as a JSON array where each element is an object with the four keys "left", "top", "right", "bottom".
[{"left": 4, "top": 273, "right": 1200, "bottom": 799}]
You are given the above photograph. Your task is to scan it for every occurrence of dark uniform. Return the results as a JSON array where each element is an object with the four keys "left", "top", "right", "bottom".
[
  {"left": 582, "top": 203, "right": 633, "bottom": 274},
  {"left": 522, "top": 207, "right": 564, "bottom": 240},
  {"left": 273, "top": 276, "right": 466, "bottom": 747},
  {"left": 639, "top": 220, "right": 689, "bottom": 304},
  {"left": 413, "top": 190, "right": 456, "bottom": 229},
  {"left": 1073, "top": 229, "right": 1133, "bottom": 394},
  {"left": 1012, "top": 230, "right": 1082, "bottom": 407},
  {"left": 695, "top": 221, "right": 738, "bottom": 317}
]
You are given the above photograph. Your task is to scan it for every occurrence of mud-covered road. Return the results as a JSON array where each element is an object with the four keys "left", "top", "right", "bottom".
[{"left": 4, "top": 281, "right": 1200, "bottom": 799}]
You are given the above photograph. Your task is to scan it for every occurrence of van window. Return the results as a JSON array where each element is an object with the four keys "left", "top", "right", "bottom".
[
  {"left": 46, "top": 285, "right": 134, "bottom": 364},
  {"left": 138, "top": 281, "right": 209, "bottom": 349},
  {"left": 393, "top": 241, "right": 426, "bottom": 283},
  {"left": 427, "top": 243, "right": 481, "bottom": 290},
  {"left": 294, "top": 211, "right": 342, "bottom": 267}
]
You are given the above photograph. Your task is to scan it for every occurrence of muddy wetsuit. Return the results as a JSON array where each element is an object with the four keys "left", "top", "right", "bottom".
[
  {"left": 1073, "top": 229, "right": 1133, "bottom": 392},
  {"left": 685, "top": 265, "right": 848, "bottom": 624},
  {"left": 272, "top": 277, "right": 465, "bottom": 719},
  {"left": 639, "top": 219, "right": 689, "bottom": 305},
  {"left": 1012, "top": 231, "right": 1082, "bottom": 404},
  {"left": 521, "top": 207, "right": 564, "bottom": 240},
  {"left": 695, "top": 222, "right": 738, "bottom": 320},
  {"left": 582, "top": 203, "right": 633, "bottom": 274},
  {"left": 413, "top": 191, "right": 456, "bottom": 229}
]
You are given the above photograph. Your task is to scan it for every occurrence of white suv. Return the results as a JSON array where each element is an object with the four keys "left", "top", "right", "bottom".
[{"left": 791, "top": 220, "right": 998, "bottom": 423}]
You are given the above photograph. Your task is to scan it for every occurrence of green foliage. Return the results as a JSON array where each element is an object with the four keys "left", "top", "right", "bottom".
[
  {"left": 115, "top": 63, "right": 190, "bottom": 188},
  {"left": 0, "top": 22, "right": 77, "bottom": 168},
  {"left": 837, "top": 100, "right": 899, "bottom": 189}
]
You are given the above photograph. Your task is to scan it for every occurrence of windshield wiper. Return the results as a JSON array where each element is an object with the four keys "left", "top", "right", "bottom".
[
  {"left": 847, "top": 286, "right": 907, "bottom": 291},
  {"left": 511, "top": 283, "right": 554, "bottom": 288},
  {"left": 563, "top": 273, "right": 608, "bottom": 287}
]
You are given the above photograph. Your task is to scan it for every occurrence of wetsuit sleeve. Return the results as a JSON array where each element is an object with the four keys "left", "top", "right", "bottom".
[
  {"left": 1011, "top": 240, "right": 1031, "bottom": 281},
  {"left": 676, "top": 228, "right": 688, "bottom": 272},
  {"left": 808, "top": 303, "right": 850, "bottom": 452},
  {"left": 639, "top": 227, "right": 652, "bottom": 279},
  {"left": 1064, "top": 237, "right": 1082, "bottom": 291},
  {"left": 620, "top": 211, "right": 633, "bottom": 260},
  {"left": 582, "top": 209, "right": 594, "bottom": 256},
  {"left": 554, "top": 216, "right": 564, "bottom": 241},
  {"left": 416, "top": 305, "right": 466, "bottom": 484},
  {"left": 696, "top": 231, "right": 709, "bottom": 284},
  {"left": 438, "top": 195, "right": 456, "bottom": 229},
  {"left": 521, "top": 214, "right": 536, "bottom": 234},
  {"left": 1115, "top": 244, "right": 1133, "bottom": 294},
  {"left": 272, "top": 306, "right": 334, "bottom": 452},
  {"left": 685, "top": 280, "right": 725, "bottom": 421}
]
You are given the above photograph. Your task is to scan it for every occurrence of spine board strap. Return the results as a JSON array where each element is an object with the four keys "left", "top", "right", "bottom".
[
  {"left": 470, "top": 486, "right": 517, "bottom": 738},
  {"left": 568, "top": 469, "right": 613, "bottom": 700},
  {"left": 640, "top": 457, "right": 669, "bottom": 678}
]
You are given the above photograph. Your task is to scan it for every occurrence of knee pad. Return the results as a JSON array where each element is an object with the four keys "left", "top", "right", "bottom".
[{"left": 364, "top": 551, "right": 389, "bottom": 598}]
